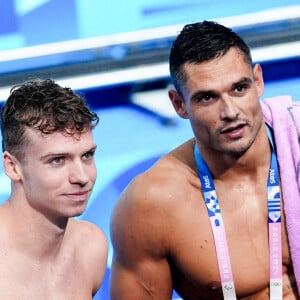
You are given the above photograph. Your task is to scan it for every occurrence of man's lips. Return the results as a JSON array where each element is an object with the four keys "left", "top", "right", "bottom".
[
  {"left": 68, "top": 191, "right": 89, "bottom": 196},
  {"left": 63, "top": 190, "right": 91, "bottom": 200},
  {"left": 219, "top": 123, "right": 248, "bottom": 140},
  {"left": 220, "top": 123, "right": 246, "bottom": 134}
]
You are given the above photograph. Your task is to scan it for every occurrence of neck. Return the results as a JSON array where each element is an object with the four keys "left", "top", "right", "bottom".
[{"left": 3, "top": 198, "right": 68, "bottom": 260}]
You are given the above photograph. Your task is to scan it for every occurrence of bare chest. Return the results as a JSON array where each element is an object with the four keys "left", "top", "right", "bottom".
[
  {"left": 168, "top": 182, "right": 294, "bottom": 299},
  {"left": 0, "top": 247, "right": 92, "bottom": 300}
]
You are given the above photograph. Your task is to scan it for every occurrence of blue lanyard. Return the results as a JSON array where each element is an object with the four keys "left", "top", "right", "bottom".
[{"left": 194, "top": 126, "right": 282, "bottom": 300}]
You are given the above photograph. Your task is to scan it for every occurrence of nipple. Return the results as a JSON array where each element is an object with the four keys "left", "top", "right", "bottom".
[{"left": 207, "top": 281, "right": 223, "bottom": 297}]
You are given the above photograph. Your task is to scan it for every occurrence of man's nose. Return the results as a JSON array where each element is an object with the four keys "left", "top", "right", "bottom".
[
  {"left": 219, "top": 97, "right": 239, "bottom": 121},
  {"left": 69, "top": 161, "right": 89, "bottom": 185}
]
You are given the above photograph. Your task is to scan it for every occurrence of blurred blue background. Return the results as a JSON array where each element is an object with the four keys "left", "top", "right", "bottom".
[
  {"left": 1, "top": 1, "right": 300, "bottom": 299},
  {"left": 0, "top": 0, "right": 299, "bottom": 50}
]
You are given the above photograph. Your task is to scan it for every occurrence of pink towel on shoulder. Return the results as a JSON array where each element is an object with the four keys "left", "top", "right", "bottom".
[{"left": 261, "top": 95, "right": 300, "bottom": 292}]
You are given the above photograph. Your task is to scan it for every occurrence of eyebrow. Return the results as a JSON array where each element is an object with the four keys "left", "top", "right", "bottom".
[
  {"left": 40, "top": 145, "right": 97, "bottom": 161},
  {"left": 232, "top": 77, "right": 252, "bottom": 87},
  {"left": 190, "top": 90, "right": 216, "bottom": 102},
  {"left": 190, "top": 77, "right": 253, "bottom": 101}
]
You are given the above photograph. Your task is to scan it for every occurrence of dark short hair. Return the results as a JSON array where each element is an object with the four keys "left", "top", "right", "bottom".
[
  {"left": 169, "top": 20, "right": 252, "bottom": 93},
  {"left": 1, "top": 79, "right": 99, "bottom": 160}
]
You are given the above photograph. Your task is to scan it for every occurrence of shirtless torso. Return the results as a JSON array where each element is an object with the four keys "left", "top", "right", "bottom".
[
  {"left": 110, "top": 139, "right": 299, "bottom": 299},
  {"left": 0, "top": 203, "right": 107, "bottom": 300}
]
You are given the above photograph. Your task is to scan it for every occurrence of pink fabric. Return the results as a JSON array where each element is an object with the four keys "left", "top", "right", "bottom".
[{"left": 261, "top": 95, "right": 300, "bottom": 293}]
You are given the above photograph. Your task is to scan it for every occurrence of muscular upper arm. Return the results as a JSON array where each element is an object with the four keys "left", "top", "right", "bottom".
[
  {"left": 73, "top": 220, "right": 108, "bottom": 296},
  {"left": 110, "top": 252, "right": 173, "bottom": 299},
  {"left": 89, "top": 225, "right": 108, "bottom": 295},
  {"left": 110, "top": 175, "right": 173, "bottom": 300}
]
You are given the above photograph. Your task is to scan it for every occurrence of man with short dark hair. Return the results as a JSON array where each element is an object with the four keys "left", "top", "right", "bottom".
[{"left": 110, "top": 21, "right": 300, "bottom": 299}]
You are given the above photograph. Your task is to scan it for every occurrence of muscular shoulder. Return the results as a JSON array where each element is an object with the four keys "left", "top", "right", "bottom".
[
  {"left": 68, "top": 219, "right": 107, "bottom": 254},
  {"left": 110, "top": 139, "right": 198, "bottom": 254},
  {"left": 67, "top": 219, "right": 108, "bottom": 289},
  {"left": 115, "top": 140, "right": 196, "bottom": 212},
  {"left": 134, "top": 139, "right": 195, "bottom": 195}
]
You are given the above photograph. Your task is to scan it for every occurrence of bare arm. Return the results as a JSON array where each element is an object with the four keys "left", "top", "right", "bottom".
[
  {"left": 110, "top": 176, "right": 174, "bottom": 300},
  {"left": 90, "top": 226, "right": 108, "bottom": 296},
  {"left": 73, "top": 220, "right": 108, "bottom": 296},
  {"left": 110, "top": 252, "right": 173, "bottom": 299}
]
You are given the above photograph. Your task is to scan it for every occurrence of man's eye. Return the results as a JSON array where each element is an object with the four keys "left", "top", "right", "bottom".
[
  {"left": 235, "top": 85, "right": 247, "bottom": 92},
  {"left": 199, "top": 94, "right": 216, "bottom": 103},
  {"left": 83, "top": 151, "right": 95, "bottom": 160},
  {"left": 195, "top": 94, "right": 213, "bottom": 102},
  {"left": 202, "top": 95, "right": 212, "bottom": 101},
  {"left": 51, "top": 157, "right": 64, "bottom": 164}
]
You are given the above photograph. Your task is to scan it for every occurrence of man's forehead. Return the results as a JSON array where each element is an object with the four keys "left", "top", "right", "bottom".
[{"left": 24, "top": 127, "right": 94, "bottom": 150}]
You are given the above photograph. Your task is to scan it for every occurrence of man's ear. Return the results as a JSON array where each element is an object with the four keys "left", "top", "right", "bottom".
[
  {"left": 168, "top": 89, "right": 189, "bottom": 119},
  {"left": 3, "top": 151, "right": 22, "bottom": 181},
  {"left": 253, "top": 64, "right": 264, "bottom": 98}
]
